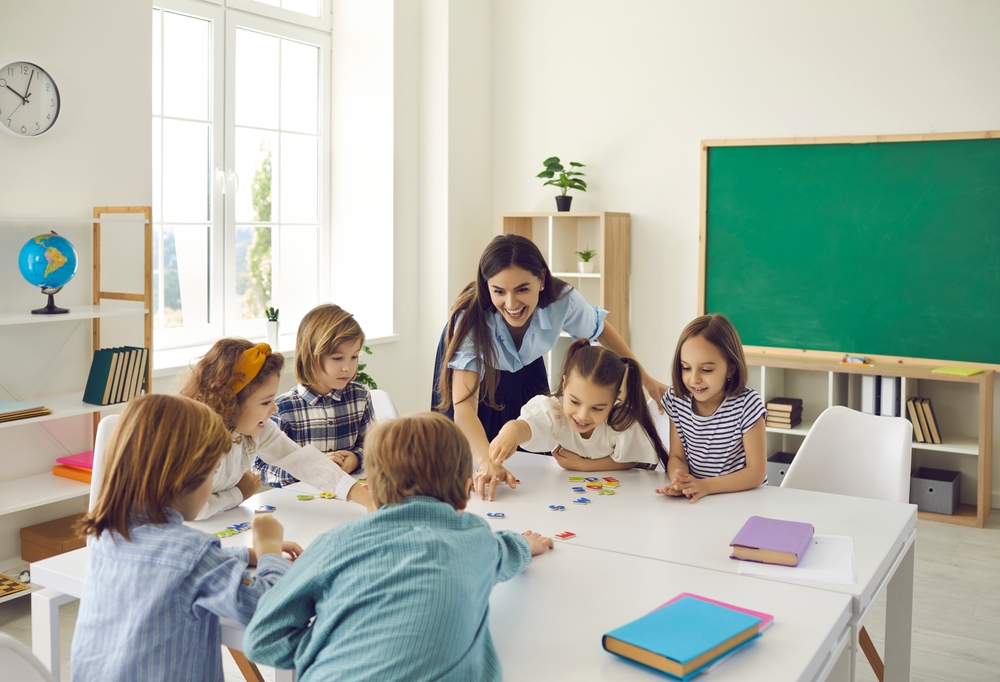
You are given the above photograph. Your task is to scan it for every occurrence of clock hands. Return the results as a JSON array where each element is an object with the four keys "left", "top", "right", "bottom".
[
  {"left": 24, "top": 69, "right": 34, "bottom": 101},
  {"left": 5, "top": 84, "right": 27, "bottom": 105}
]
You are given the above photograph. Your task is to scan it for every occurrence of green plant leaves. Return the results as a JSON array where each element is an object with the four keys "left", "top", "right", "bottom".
[{"left": 543, "top": 156, "right": 560, "bottom": 166}]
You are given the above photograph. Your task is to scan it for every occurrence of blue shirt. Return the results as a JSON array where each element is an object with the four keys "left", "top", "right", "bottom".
[
  {"left": 243, "top": 496, "right": 532, "bottom": 682},
  {"left": 71, "top": 509, "right": 290, "bottom": 682},
  {"left": 448, "top": 287, "right": 608, "bottom": 376},
  {"left": 254, "top": 382, "right": 373, "bottom": 486}
]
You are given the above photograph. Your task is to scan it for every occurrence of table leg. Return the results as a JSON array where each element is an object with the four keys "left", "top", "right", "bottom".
[
  {"left": 31, "top": 588, "right": 77, "bottom": 678},
  {"left": 273, "top": 668, "right": 296, "bottom": 682},
  {"left": 883, "top": 539, "right": 914, "bottom": 682}
]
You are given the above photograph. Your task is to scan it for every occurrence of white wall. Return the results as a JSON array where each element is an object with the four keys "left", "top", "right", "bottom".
[
  {"left": 490, "top": 0, "right": 1000, "bottom": 506},
  {"left": 0, "top": 0, "right": 151, "bottom": 559}
]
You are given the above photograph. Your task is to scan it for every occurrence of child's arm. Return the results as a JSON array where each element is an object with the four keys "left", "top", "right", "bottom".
[
  {"left": 673, "top": 416, "right": 767, "bottom": 502},
  {"left": 488, "top": 419, "right": 533, "bottom": 464},
  {"left": 551, "top": 445, "right": 635, "bottom": 471},
  {"left": 656, "top": 420, "right": 689, "bottom": 496},
  {"left": 491, "top": 528, "right": 540, "bottom": 583}
]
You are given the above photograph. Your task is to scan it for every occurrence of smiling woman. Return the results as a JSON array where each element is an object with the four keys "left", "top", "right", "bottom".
[{"left": 432, "top": 234, "right": 668, "bottom": 500}]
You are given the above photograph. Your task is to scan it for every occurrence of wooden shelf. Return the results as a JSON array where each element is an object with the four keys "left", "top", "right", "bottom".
[
  {"left": 0, "top": 305, "right": 147, "bottom": 328},
  {"left": 918, "top": 504, "right": 979, "bottom": 527},
  {"left": 0, "top": 393, "right": 127, "bottom": 430},
  {"left": 911, "top": 436, "right": 980, "bottom": 456},
  {"left": 0, "top": 472, "right": 89, "bottom": 517}
]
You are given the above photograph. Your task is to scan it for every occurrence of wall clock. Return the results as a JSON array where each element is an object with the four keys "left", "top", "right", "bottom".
[{"left": 0, "top": 61, "right": 60, "bottom": 137}]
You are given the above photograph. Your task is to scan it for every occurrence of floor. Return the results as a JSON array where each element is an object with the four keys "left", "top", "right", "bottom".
[{"left": 1, "top": 517, "right": 998, "bottom": 682}]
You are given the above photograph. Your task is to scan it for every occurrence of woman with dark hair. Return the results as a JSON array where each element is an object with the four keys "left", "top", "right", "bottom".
[{"left": 433, "top": 234, "right": 667, "bottom": 500}]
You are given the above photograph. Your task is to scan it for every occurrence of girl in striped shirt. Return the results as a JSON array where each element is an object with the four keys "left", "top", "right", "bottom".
[{"left": 655, "top": 314, "right": 767, "bottom": 502}]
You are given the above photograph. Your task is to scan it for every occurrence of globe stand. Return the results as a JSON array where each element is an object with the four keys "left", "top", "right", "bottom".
[{"left": 32, "top": 287, "right": 69, "bottom": 315}]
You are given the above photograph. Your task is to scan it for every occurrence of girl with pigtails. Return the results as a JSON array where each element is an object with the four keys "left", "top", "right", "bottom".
[{"left": 489, "top": 338, "right": 668, "bottom": 472}]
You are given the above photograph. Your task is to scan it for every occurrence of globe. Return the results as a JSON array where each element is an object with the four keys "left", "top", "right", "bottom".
[{"left": 17, "top": 231, "right": 79, "bottom": 314}]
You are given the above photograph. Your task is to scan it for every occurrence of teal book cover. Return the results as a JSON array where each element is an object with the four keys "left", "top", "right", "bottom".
[
  {"left": 82, "top": 349, "right": 115, "bottom": 405},
  {"left": 603, "top": 596, "right": 761, "bottom": 679}
]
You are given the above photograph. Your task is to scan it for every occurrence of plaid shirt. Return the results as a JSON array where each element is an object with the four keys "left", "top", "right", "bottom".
[{"left": 254, "top": 382, "right": 373, "bottom": 487}]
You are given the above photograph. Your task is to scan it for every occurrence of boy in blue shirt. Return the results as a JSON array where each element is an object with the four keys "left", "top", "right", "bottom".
[{"left": 243, "top": 412, "right": 553, "bottom": 681}]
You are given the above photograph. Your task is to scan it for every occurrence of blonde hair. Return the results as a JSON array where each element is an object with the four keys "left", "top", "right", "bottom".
[
  {"left": 78, "top": 394, "right": 231, "bottom": 541},
  {"left": 671, "top": 314, "right": 749, "bottom": 400},
  {"left": 294, "top": 304, "right": 365, "bottom": 388},
  {"left": 366, "top": 412, "right": 472, "bottom": 509}
]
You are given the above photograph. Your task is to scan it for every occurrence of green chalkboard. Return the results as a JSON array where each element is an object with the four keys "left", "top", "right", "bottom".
[{"left": 704, "top": 135, "right": 1000, "bottom": 365}]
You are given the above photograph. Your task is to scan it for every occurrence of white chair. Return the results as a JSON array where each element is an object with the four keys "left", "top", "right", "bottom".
[
  {"left": 89, "top": 414, "right": 120, "bottom": 511},
  {"left": 0, "top": 632, "right": 57, "bottom": 682},
  {"left": 781, "top": 405, "right": 913, "bottom": 682},
  {"left": 370, "top": 389, "right": 399, "bottom": 421}
]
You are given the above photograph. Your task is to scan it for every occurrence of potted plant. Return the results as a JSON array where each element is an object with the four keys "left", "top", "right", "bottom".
[
  {"left": 265, "top": 307, "right": 279, "bottom": 349},
  {"left": 537, "top": 157, "right": 586, "bottom": 212},
  {"left": 354, "top": 345, "right": 377, "bottom": 390},
  {"left": 576, "top": 247, "right": 597, "bottom": 273}
]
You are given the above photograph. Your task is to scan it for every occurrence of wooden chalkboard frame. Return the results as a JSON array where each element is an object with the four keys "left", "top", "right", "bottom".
[{"left": 698, "top": 129, "right": 1000, "bottom": 371}]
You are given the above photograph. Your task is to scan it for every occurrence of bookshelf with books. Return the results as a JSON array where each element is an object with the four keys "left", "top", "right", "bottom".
[
  {"left": 747, "top": 353, "right": 994, "bottom": 528},
  {"left": 0, "top": 207, "right": 151, "bottom": 583}
]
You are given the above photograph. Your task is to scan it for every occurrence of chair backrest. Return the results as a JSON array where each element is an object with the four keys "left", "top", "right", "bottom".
[
  {"left": 90, "top": 414, "right": 120, "bottom": 512},
  {"left": 0, "top": 632, "right": 57, "bottom": 682},
  {"left": 646, "top": 398, "right": 670, "bottom": 457},
  {"left": 370, "top": 389, "right": 399, "bottom": 421},
  {"left": 780, "top": 405, "right": 912, "bottom": 503}
]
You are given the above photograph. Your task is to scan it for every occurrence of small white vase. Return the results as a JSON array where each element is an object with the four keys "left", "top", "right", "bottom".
[
  {"left": 578, "top": 261, "right": 595, "bottom": 273},
  {"left": 266, "top": 320, "right": 280, "bottom": 349}
]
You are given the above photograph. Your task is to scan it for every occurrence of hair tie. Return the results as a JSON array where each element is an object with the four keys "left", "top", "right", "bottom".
[{"left": 231, "top": 343, "right": 272, "bottom": 395}]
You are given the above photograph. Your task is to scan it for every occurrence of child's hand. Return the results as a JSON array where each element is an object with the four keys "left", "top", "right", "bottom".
[
  {"left": 488, "top": 424, "right": 521, "bottom": 464},
  {"left": 655, "top": 482, "right": 686, "bottom": 497},
  {"left": 236, "top": 470, "right": 262, "bottom": 501},
  {"left": 326, "top": 450, "right": 359, "bottom": 474},
  {"left": 251, "top": 514, "right": 284, "bottom": 560},
  {"left": 551, "top": 445, "right": 584, "bottom": 470},
  {"left": 281, "top": 541, "right": 303, "bottom": 562},
  {"left": 522, "top": 530, "right": 554, "bottom": 556},
  {"left": 672, "top": 472, "right": 711, "bottom": 502}
]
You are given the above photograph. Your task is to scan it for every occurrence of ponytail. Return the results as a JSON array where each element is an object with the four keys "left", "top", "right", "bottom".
[{"left": 609, "top": 358, "right": 669, "bottom": 469}]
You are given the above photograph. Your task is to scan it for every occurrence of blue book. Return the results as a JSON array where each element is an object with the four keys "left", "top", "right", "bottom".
[{"left": 602, "top": 596, "right": 761, "bottom": 679}]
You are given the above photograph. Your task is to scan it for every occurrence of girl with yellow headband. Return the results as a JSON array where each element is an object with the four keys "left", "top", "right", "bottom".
[{"left": 181, "top": 338, "right": 376, "bottom": 519}]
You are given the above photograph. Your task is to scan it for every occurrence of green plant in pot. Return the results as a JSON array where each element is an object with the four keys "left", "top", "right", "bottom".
[
  {"left": 354, "top": 345, "right": 377, "bottom": 390},
  {"left": 576, "top": 247, "right": 597, "bottom": 273},
  {"left": 538, "top": 157, "right": 586, "bottom": 212},
  {"left": 265, "top": 307, "right": 280, "bottom": 349}
]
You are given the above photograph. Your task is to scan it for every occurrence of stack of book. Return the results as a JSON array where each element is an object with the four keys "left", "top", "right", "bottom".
[
  {"left": 602, "top": 594, "right": 770, "bottom": 679},
  {"left": 52, "top": 450, "right": 94, "bottom": 484},
  {"left": 82, "top": 346, "right": 149, "bottom": 406},
  {"left": 765, "top": 397, "right": 802, "bottom": 429},
  {"left": 0, "top": 398, "right": 51, "bottom": 424},
  {"left": 906, "top": 397, "right": 942, "bottom": 444}
]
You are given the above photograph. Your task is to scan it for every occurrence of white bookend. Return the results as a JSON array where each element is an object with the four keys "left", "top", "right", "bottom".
[
  {"left": 861, "top": 375, "right": 878, "bottom": 415},
  {"left": 880, "top": 376, "right": 901, "bottom": 417}
]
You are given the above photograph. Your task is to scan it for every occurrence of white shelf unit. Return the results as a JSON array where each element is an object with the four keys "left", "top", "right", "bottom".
[
  {"left": 748, "top": 353, "right": 993, "bottom": 528},
  {"left": 502, "top": 212, "right": 630, "bottom": 390},
  {"left": 0, "top": 207, "right": 151, "bottom": 595}
]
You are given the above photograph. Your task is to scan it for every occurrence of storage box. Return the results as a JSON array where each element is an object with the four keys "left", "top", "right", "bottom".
[
  {"left": 766, "top": 451, "right": 796, "bottom": 487},
  {"left": 909, "top": 468, "right": 960, "bottom": 515},
  {"left": 20, "top": 513, "right": 86, "bottom": 562}
]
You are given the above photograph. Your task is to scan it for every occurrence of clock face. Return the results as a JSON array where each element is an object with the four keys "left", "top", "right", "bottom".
[{"left": 0, "top": 61, "right": 60, "bottom": 137}]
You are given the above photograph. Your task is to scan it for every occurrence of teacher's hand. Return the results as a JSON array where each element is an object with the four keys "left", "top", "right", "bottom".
[
  {"left": 643, "top": 374, "right": 670, "bottom": 412},
  {"left": 474, "top": 459, "right": 517, "bottom": 501}
]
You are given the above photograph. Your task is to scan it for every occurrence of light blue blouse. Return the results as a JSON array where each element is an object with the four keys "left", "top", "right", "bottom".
[{"left": 447, "top": 287, "right": 608, "bottom": 376}]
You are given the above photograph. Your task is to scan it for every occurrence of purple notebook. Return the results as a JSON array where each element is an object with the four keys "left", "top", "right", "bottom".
[
  {"left": 730, "top": 516, "right": 814, "bottom": 566},
  {"left": 55, "top": 450, "right": 94, "bottom": 470}
]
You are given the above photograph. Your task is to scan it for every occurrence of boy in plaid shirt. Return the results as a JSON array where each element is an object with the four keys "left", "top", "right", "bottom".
[{"left": 254, "top": 304, "right": 374, "bottom": 486}]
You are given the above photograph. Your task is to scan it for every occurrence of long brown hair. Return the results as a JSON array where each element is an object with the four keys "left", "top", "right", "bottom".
[
  {"left": 436, "top": 234, "right": 568, "bottom": 411},
  {"left": 556, "top": 338, "right": 669, "bottom": 468},
  {"left": 78, "top": 394, "right": 231, "bottom": 541},
  {"left": 671, "top": 314, "right": 748, "bottom": 400},
  {"left": 179, "top": 338, "right": 285, "bottom": 436}
]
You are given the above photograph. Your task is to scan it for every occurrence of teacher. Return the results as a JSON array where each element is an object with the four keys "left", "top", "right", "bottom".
[{"left": 432, "top": 234, "right": 667, "bottom": 500}]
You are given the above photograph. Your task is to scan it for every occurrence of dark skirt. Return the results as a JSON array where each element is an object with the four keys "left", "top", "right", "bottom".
[{"left": 431, "top": 327, "right": 550, "bottom": 442}]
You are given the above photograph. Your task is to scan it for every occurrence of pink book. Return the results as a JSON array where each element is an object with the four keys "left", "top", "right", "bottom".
[
  {"left": 55, "top": 450, "right": 94, "bottom": 470},
  {"left": 656, "top": 593, "right": 773, "bottom": 633},
  {"left": 730, "top": 515, "right": 814, "bottom": 566}
]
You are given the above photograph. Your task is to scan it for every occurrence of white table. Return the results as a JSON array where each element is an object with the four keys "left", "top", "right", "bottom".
[{"left": 466, "top": 452, "right": 917, "bottom": 682}]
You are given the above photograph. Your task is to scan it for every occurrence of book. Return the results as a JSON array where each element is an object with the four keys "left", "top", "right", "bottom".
[
  {"left": 83, "top": 349, "right": 116, "bottom": 405},
  {"left": 52, "top": 464, "right": 91, "bottom": 484},
  {"left": 931, "top": 366, "right": 984, "bottom": 377},
  {"left": 765, "top": 418, "right": 802, "bottom": 429},
  {"left": 657, "top": 593, "right": 774, "bottom": 633},
  {"left": 861, "top": 375, "right": 878, "bottom": 415},
  {"left": 56, "top": 451, "right": 94, "bottom": 470},
  {"left": 765, "top": 397, "right": 802, "bottom": 413},
  {"left": 602, "top": 596, "right": 761, "bottom": 679},
  {"left": 127, "top": 346, "right": 149, "bottom": 399},
  {"left": 0, "top": 399, "right": 51, "bottom": 422},
  {"left": 730, "top": 515, "right": 815, "bottom": 566},
  {"left": 914, "top": 397, "right": 932, "bottom": 443},
  {"left": 102, "top": 351, "right": 120, "bottom": 405},
  {"left": 906, "top": 399, "right": 925, "bottom": 443},
  {"left": 920, "top": 398, "right": 942, "bottom": 444},
  {"left": 766, "top": 408, "right": 802, "bottom": 421},
  {"left": 880, "top": 376, "right": 901, "bottom": 417}
]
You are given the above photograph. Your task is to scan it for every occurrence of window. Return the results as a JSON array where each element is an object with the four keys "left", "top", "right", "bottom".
[{"left": 152, "top": 0, "right": 330, "bottom": 353}]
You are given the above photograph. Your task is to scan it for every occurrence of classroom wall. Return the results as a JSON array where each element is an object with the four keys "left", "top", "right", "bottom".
[
  {"left": 489, "top": 0, "right": 1000, "bottom": 507},
  {"left": 0, "top": 0, "right": 152, "bottom": 559}
]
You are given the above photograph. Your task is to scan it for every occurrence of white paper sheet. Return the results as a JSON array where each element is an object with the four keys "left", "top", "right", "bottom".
[{"left": 736, "top": 534, "right": 856, "bottom": 585}]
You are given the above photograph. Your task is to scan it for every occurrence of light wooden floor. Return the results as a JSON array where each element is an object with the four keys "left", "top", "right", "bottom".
[{"left": 1, "top": 517, "right": 998, "bottom": 681}]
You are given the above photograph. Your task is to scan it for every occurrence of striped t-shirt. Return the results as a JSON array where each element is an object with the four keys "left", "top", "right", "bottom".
[{"left": 660, "top": 386, "right": 766, "bottom": 479}]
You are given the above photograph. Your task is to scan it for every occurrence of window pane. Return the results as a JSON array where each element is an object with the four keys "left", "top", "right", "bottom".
[
  {"left": 236, "top": 224, "right": 273, "bottom": 320},
  {"left": 280, "top": 39, "right": 318, "bottom": 134},
  {"left": 162, "top": 119, "right": 210, "bottom": 222},
  {"left": 152, "top": 9, "right": 162, "bottom": 115},
  {"left": 235, "top": 128, "right": 279, "bottom": 223},
  {"left": 172, "top": 224, "right": 211, "bottom": 327},
  {"left": 152, "top": 118, "right": 162, "bottom": 223},
  {"left": 282, "top": 0, "right": 320, "bottom": 18},
  {"left": 276, "top": 225, "right": 319, "bottom": 331},
  {"left": 236, "top": 27, "right": 279, "bottom": 129},
  {"left": 163, "top": 11, "right": 210, "bottom": 121},
  {"left": 280, "top": 133, "right": 318, "bottom": 223}
]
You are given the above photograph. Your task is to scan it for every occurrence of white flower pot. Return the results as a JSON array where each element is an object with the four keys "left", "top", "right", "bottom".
[
  {"left": 266, "top": 320, "right": 280, "bottom": 350},
  {"left": 578, "top": 261, "right": 595, "bottom": 273}
]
